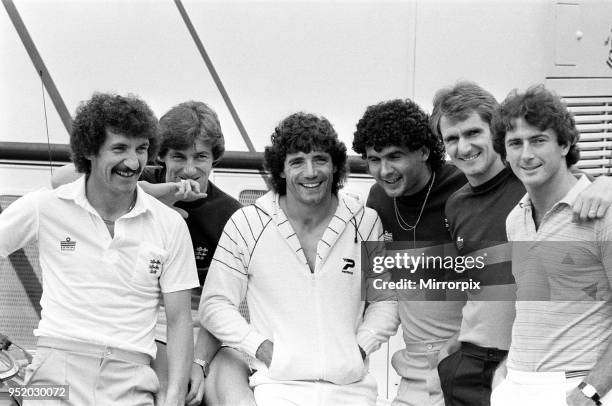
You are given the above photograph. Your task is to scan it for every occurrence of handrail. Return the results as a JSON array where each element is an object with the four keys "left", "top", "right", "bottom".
[{"left": 0, "top": 142, "right": 369, "bottom": 174}]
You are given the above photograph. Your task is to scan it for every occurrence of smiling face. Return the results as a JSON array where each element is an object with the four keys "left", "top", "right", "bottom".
[
  {"left": 365, "top": 145, "right": 431, "bottom": 197},
  {"left": 281, "top": 150, "right": 336, "bottom": 207},
  {"left": 161, "top": 139, "right": 213, "bottom": 192},
  {"left": 440, "top": 112, "right": 505, "bottom": 186},
  {"left": 504, "top": 117, "right": 569, "bottom": 190},
  {"left": 87, "top": 130, "right": 149, "bottom": 196}
]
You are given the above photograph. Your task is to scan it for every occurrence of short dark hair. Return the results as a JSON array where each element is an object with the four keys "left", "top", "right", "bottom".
[
  {"left": 352, "top": 99, "right": 445, "bottom": 170},
  {"left": 430, "top": 81, "right": 498, "bottom": 139},
  {"left": 264, "top": 112, "right": 348, "bottom": 195},
  {"left": 158, "top": 101, "right": 225, "bottom": 163},
  {"left": 492, "top": 85, "right": 580, "bottom": 167},
  {"left": 70, "top": 93, "right": 159, "bottom": 174}
]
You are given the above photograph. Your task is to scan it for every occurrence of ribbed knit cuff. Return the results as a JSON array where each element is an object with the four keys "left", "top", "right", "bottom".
[
  {"left": 239, "top": 330, "right": 268, "bottom": 358},
  {"left": 357, "top": 329, "right": 379, "bottom": 356}
]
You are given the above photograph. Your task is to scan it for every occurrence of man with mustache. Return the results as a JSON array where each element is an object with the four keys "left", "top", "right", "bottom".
[
  {"left": 0, "top": 93, "right": 198, "bottom": 406},
  {"left": 50, "top": 100, "right": 249, "bottom": 406}
]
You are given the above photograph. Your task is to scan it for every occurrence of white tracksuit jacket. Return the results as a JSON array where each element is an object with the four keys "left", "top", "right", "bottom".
[{"left": 200, "top": 191, "right": 399, "bottom": 385}]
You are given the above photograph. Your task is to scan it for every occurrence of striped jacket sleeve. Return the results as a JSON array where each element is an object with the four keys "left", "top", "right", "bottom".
[
  {"left": 357, "top": 209, "right": 400, "bottom": 355},
  {"left": 198, "top": 207, "right": 269, "bottom": 357}
]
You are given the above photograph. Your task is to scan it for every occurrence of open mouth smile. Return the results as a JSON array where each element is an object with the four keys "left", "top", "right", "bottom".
[
  {"left": 383, "top": 177, "right": 401, "bottom": 185},
  {"left": 520, "top": 164, "right": 542, "bottom": 171},
  {"left": 115, "top": 169, "right": 137, "bottom": 178},
  {"left": 300, "top": 182, "right": 322, "bottom": 189},
  {"left": 460, "top": 152, "right": 480, "bottom": 161}
]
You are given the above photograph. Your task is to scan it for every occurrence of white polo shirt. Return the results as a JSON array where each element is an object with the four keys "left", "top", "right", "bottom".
[{"left": 0, "top": 176, "right": 199, "bottom": 357}]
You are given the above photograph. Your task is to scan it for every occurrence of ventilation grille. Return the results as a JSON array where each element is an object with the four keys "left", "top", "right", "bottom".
[{"left": 563, "top": 96, "right": 612, "bottom": 176}]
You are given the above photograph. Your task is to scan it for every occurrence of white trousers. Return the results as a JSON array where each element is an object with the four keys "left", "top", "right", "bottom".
[
  {"left": 491, "top": 368, "right": 612, "bottom": 406},
  {"left": 251, "top": 373, "right": 378, "bottom": 406}
]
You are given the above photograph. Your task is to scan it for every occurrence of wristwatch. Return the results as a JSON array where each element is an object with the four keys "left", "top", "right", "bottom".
[
  {"left": 578, "top": 382, "right": 602, "bottom": 406},
  {"left": 194, "top": 358, "right": 210, "bottom": 378}
]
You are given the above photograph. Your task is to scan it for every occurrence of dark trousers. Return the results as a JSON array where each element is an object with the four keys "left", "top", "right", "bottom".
[{"left": 437, "top": 342, "right": 508, "bottom": 406}]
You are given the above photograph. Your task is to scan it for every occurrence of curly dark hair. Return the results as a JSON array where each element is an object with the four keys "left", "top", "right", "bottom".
[
  {"left": 158, "top": 101, "right": 225, "bottom": 163},
  {"left": 70, "top": 93, "right": 159, "bottom": 174},
  {"left": 264, "top": 112, "right": 348, "bottom": 195},
  {"left": 492, "top": 85, "right": 580, "bottom": 167},
  {"left": 352, "top": 99, "right": 445, "bottom": 170}
]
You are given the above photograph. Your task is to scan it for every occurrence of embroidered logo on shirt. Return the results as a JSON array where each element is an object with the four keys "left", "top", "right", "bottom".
[
  {"left": 148, "top": 259, "right": 162, "bottom": 274},
  {"left": 60, "top": 237, "right": 76, "bottom": 251},
  {"left": 456, "top": 236, "right": 464, "bottom": 250},
  {"left": 342, "top": 258, "right": 355, "bottom": 274},
  {"left": 383, "top": 231, "right": 393, "bottom": 242},
  {"left": 561, "top": 253, "right": 575, "bottom": 265},
  {"left": 195, "top": 246, "right": 208, "bottom": 261}
]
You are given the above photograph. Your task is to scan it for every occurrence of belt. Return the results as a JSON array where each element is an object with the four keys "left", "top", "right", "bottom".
[
  {"left": 460, "top": 341, "right": 508, "bottom": 360},
  {"left": 37, "top": 336, "right": 151, "bottom": 365},
  {"left": 403, "top": 339, "right": 448, "bottom": 352}
]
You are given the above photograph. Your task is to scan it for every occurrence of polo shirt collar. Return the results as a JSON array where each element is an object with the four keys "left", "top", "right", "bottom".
[
  {"left": 557, "top": 175, "right": 590, "bottom": 207},
  {"left": 517, "top": 175, "right": 590, "bottom": 211},
  {"left": 55, "top": 174, "right": 149, "bottom": 218}
]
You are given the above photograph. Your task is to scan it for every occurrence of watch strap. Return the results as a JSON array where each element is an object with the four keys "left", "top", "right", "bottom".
[
  {"left": 578, "top": 382, "right": 602, "bottom": 406},
  {"left": 194, "top": 358, "right": 210, "bottom": 378}
]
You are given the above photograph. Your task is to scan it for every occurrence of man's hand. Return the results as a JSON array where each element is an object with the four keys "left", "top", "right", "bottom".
[
  {"left": 185, "top": 363, "right": 205, "bottom": 406},
  {"left": 255, "top": 340, "right": 274, "bottom": 368},
  {"left": 158, "top": 179, "right": 207, "bottom": 205},
  {"left": 572, "top": 176, "right": 612, "bottom": 221},
  {"left": 567, "top": 386, "right": 596, "bottom": 406},
  {"left": 437, "top": 334, "right": 460, "bottom": 364},
  {"left": 139, "top": 180, "right": 207, "bottom": 218},
  {"left": 173, "top": 179, "right": 208, "bottom": 202},
  {"left": 491, "top": 359, "right": 507, "bottom": 391}
]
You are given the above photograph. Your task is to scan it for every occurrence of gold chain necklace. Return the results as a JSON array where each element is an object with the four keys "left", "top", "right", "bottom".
[{"left": 393, "top": 171, "right": 436, "bottom": 232}]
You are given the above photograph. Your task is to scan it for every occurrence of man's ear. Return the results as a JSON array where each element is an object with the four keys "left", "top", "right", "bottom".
[
  {"left": 420, "top": 146, "right": 430, "bottom": 161},
  {"left": 155, "top": 155, "right": 165, "bottom": 166},
  {"left": 560, "top": 142, "right": 570, "bottom": 157}
]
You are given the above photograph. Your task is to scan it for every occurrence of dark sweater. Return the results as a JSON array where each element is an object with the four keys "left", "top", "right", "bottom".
[{"left": 140, "top": 167, "right": 242, "bottom": 285}]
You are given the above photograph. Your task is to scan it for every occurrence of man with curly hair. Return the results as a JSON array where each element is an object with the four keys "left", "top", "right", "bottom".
[
  {"left": 0, "top": 93, "right": 199, "bottom": 406},
  {"left": 200, "top": 112, "right": 398, "bottom": 405},
  {"left": 489, "top": 85, "right": 612, "bottom": 406},
  {"left": 50, "top": 100, "right": 248, "bottom": 406},
  {"left": 353, "top": 99, "right": 467, "bottom": 406}
]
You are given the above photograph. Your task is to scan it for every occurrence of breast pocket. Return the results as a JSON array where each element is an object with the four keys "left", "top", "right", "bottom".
[{"left": 130, "top": 242, "right": 167, "bottom": 291}]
